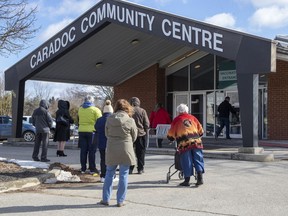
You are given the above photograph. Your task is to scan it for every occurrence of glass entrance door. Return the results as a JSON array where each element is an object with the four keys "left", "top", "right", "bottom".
[
  {"left": 190, "top": 93, "right": 205, "bottom": 134},
  {"left": 173, "top": 93, "right": 189, "bottom": 118}
]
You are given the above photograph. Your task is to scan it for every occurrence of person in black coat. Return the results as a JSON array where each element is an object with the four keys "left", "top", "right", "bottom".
[
  {"left": 215, "top": 96, "right": 236, "bottom": 139},
  {"left": 54, "top": 100, "right": 74, "bottom": 156}
]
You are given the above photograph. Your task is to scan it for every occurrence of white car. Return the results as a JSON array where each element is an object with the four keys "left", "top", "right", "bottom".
[{"left": 23, "top": 116, "right": 56, "bottom": 139}]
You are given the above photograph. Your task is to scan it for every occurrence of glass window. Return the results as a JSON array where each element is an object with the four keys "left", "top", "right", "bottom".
[
  {"left": 216, "top": 56, "right": 236, "bottom": 90},
  {"left": 190, "top": 54, "right": 214, "bottom": 90},
  {"left": 167, "top": 66, "right": 188, "bottom": 91}
]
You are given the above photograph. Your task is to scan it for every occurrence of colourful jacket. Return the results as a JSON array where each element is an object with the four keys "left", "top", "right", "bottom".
[
  {"left": 167, "top": 113, "right": 204, "bottom": 153},
  {"left": 78, "top": 102, "right": 102, "bottom": 132}
]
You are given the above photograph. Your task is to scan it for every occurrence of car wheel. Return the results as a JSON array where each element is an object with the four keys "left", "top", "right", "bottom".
[
  {"left": 50, "top": 129, "right": 55, "bottom": 139},
  {"left": 23, "top": 131, "right": 35, "bottom": 142}
]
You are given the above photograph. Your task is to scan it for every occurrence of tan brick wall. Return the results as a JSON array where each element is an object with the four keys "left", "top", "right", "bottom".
[
  {"left": 267, "top": 59, "right": 288, "bottom": 139},
  {"left": 114, "top": 64, "right": 165, "bottom": 117}
]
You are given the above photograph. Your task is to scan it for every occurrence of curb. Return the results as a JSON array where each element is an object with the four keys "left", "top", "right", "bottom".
[
  {"left": 146, "top": 148, "right": 275, "bottom": 162},
  {"left": 0, "top": 173, "right": 55, "bottom": 194}
]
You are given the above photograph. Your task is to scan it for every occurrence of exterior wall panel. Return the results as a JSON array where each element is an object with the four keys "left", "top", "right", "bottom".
[
  {"left": 114, "top": 64, "right": 165, "bottom": 117},
  {"left": 268, "top": 59, "right": 288, "bottom": 139}
]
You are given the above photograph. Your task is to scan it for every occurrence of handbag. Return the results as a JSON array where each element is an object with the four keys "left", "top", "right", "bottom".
[{"left": 56, "top": 116, "right": 68, "bottom": 126}]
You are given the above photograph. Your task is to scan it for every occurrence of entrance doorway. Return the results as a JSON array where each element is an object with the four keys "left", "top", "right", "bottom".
[{"left": 174, "top": 92, "right": 206, "bottom": 135}]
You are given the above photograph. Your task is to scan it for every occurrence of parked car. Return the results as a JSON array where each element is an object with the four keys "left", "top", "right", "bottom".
[
  {"left": 0, "top": 115, "right": 36, "bottom": 142},
  {"left": 23, "top": 116, "right": 56, "bottom": 139}
]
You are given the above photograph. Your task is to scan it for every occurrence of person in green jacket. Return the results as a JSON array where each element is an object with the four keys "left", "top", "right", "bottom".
[{"left": 78, "top": 95, "right": 102, "bottom": 174}]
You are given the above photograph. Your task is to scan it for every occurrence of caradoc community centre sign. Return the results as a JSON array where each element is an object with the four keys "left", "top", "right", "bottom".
[{"left": 30, "top": 1, "right": 224, "bottom": 70}]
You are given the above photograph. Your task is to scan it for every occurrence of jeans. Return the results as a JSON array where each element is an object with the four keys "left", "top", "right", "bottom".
[
  {"left": 180, "top": 149, "right": 204, "bottom": 178},
  {"left": 32, "top": 132, "right": 49, "bottom": 160},
  {"left": 79, "top": 132, "right": 97, "bottom": 172},
  {"left": 102, "top": 164, "right": 130, "bottom": 204},
  {"left": 216, "top": 117, "right": 230, "bottom": 138}
]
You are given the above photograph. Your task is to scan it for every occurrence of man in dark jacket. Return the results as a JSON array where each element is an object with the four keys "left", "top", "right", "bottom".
[
  {"left": 129, "top": 97, "right": 150, "bottom": 174},
  {"left": 32, "top": 99, "right": 53, "bottom": 162},
  {"left": 215, "top": 96, "right": 236, "bottom": 139}
]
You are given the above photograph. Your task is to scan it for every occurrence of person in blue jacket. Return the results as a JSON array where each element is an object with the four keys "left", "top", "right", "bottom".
[{"left": 95, "top": 100, "right": 114, "bottom": 182}]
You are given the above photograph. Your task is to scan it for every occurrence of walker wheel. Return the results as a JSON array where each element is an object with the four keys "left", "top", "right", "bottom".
[
  {"left": 178, "top": 171, "right": 184, "bottom": 180},
  {"left": 166, "top": 173, "right": 170, "bottom": 183}
]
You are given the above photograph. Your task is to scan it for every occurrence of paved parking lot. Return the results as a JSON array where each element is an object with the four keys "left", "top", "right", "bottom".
[{"left": 1, "top": 143, "right": 288, "bottom": 216}]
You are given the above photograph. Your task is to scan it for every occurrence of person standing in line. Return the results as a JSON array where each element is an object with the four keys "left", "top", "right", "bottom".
[
  {"left": 129, "top": 97, "right": 149, "bottom": 174},
  {"left": 149, "top": 102, "right": 171, "bottom": 148},
  {"left": 54, "top": 100, "right": 74, "bottom": 157},
  {"left": 78, "top": 95, "right": 102, "bottom": 174},
  {"left": 99, "top": 99, "right": 137, "bottom": 207},
  {"left": 167, "top": 104, "right": 205, "bottom": 187},
  {"left": 215, "top": 96, "right": 236, "bottom": 139},
  {"left": 32, "top": 99, "right": 53, "bottom": 162},
  {"left": 95, "top": 100, "right": 114, "bottom": 182}
]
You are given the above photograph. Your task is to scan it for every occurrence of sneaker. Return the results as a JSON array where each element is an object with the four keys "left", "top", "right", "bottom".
[
  {"left": 113, "top": 177, "right": 119, "bottom": 182},
  {"left": 98, "top": 200, "right": 109, "bottom": 206},
  {"left": 90, "top": 168, "right": 100, "bottom": 175},
  {"left": 100, "top": 177, "right": 105, "bottom": 183},
  {"left": 137, "top": 170, "right": 144, "bottom": 174},
  {"left": 33, "top": 158, "right": 40, "bottom": 161},
  {"left": 117, "top": 203, "right": 125, "bottom": 207},
  {"left": 80, "top": 169, "right": 86, "bottom": 174},
  {"left": 40, "top": 159, "right": 50, "bottom": 162}
]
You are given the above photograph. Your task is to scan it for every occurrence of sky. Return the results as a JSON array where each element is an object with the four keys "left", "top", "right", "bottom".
[{"left": 1, "top": 0, "right": 288, "bottom": 97}]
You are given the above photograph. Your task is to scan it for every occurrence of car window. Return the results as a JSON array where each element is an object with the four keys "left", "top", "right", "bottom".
[{"left": 3, "top": 117, "right": 10, "bottom": 124}]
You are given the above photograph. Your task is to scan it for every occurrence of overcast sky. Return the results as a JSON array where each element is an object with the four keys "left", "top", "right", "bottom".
[{"left": 1, "top": 0, "right": 288, "bottom": 97}]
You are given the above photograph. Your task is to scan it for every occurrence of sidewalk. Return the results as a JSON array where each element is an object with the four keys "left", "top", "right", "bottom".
[
  {"left": 3, "top": 137, "right": 288, "bottom": 161},
  {"left": 1, "top": 143, "right": 288, "bottom": 216}
]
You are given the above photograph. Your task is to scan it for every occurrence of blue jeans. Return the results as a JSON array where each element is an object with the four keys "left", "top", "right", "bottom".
[
  {"left": 102, "top": 165, "right": 130, "bottom": 204},
  {"left": 180, "top": 149, "right": 204, "bottom": 178},
  {"left": 78, "top": 132, "right": 97, "bottom": 172}
]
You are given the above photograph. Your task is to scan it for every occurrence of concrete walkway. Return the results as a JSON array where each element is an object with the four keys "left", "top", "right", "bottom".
[{"left": 0, "top": 142, "right": 288, "bottom": 216}]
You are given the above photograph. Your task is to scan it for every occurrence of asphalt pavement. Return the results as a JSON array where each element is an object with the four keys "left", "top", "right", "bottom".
[{"left": 0, "top": 139, "right": 288, "bottom": 216}]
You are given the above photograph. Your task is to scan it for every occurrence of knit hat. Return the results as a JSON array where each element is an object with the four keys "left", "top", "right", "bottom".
[
  {"left": 177, "top": 104, "right": 189, "bottom": 114},
  {"left": 103, "top": 100, "right": 114, "bottom": 113}
]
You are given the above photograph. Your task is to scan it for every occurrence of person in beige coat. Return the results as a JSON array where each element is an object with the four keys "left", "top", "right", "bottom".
[{"left": 99, "top": 99, "right": 137, "bottom": 207}]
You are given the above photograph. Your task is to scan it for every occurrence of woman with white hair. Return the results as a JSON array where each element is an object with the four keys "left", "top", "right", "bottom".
[{"left": 167, "top": 104, "right": 205, "bottom": 186}]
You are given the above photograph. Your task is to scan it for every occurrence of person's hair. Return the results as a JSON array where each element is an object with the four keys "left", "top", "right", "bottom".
[
  {"left": 114, "top": 99, "right": 134, "bottom": 117},
  {"left": 84, "top": 95, "right": 94, "bottom": 103},
  {"left": 176, "top": 104, "right": 189, "bottom": 114},
  {"left": 157, "top": 102, "right": 163, "bottom": 108},
  {"left": 225, "top": 96, "right": 230, "bottom": 101}
]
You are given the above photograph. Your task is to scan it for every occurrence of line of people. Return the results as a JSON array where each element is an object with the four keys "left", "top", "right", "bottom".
[{"left": 31, "top": 96, "right": 205, "bottom": 208}]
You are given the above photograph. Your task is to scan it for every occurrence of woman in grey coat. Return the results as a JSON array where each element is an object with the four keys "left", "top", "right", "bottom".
[{"left": 99, "top": 99, "right": 137, "bottom": 207}]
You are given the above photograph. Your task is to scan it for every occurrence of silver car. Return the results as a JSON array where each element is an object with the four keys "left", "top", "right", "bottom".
[{"left": 0, "top": 115, "right": 36, "bottom": 142}]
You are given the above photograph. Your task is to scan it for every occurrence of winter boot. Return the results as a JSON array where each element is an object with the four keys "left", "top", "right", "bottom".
[
  {"left": 179, "top": 177, "right": 190, "bottom": 187},
  {"left": 196, "top": 172, "right": 203, "bottom": 186}
]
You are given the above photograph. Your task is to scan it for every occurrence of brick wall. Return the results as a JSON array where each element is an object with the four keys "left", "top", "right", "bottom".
[
  {"left": 267, "top": 59, "right": 288, "bottom": 139},
  {"left": 114, "top": 64, "right": 165, "bottom": 117}
]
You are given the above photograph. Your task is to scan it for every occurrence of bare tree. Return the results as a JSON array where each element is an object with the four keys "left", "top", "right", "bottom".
[
  {"left": 0, "top": 0, "right": 38, "bottom": 56},
  {"left": 23, "top": 81, "right": 52, "bottom": 115},
  {"left": 32, "top": 81, "right": 52, "bottom": 101},
  {"left": 0, "top": 72, "right": 12, "bottom": 115},
  {"left": 64, "top": 85, "right": 114, "bottom": 105}
]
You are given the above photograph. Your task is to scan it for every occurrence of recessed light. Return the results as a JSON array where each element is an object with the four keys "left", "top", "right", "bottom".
[
  {"left": 131, "top": 39, "right": 139, "bottom": 45},
  {"left": 95, "top": 62, "right": 103, "bottom": 68},
  {"left": 194, "top": 65, "right": 201, "bottom": 69}
]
